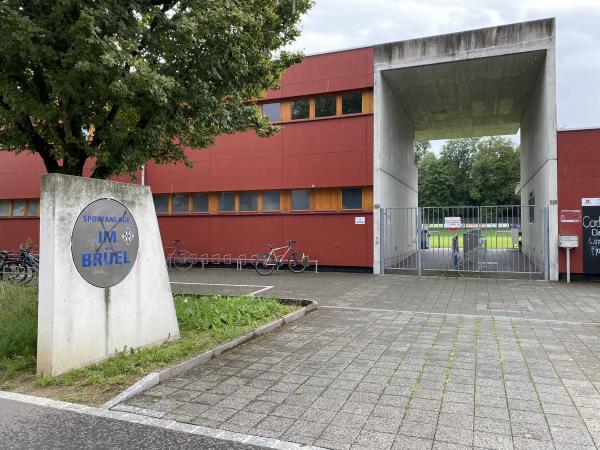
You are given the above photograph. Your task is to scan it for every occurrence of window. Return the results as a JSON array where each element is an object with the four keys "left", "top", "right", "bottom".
[
  {"left": 342, "top": 188, "right": 362, "bottom": 209},
  {"left": 239, "top": 191, "right": 258, "bottom": 211},
  {"left": 528, "top": 191, "right": 535, "bottom": 223},
  {"left": 172, "top": 194, "right": 189, "bottom": 213},
  {"left": 263, "top": 191, "right": 280, "bottom": 211},
  {"left": 153, "top": 195, "right": 169, "bottom": 214},
  {"left": 27, "top": 199, "right": 39, "bottom": 216},
  {"left": 315, "top": 95, "right": 336, "bottom": 118},
  {"left": 192, "top": 193, "right": 209, "bottom": 212},
  {"left": 12, "top": 199, "right": 25, "bottom": 216},
  {"left": 0, "top": 200, "right": 9, "bottom": 217},
  {"left": 291, "top": 189, "right": 311, "bottom": 210},
  {"left": 262, "top": 102, "right": 280, "bottom": 123},
  {"left": 291, "top": 98, "right": 310, "bottom": 120},
  {"left": 342, "top": 91, "right": 362, "bottom": 115},
  {"left": 218, "top": 192, "right": 235, "bottom": 212}
]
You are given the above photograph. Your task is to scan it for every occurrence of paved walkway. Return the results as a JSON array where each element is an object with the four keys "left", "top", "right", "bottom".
[{"left": 119, "top": 270, "right": 600, "bottom": 449}]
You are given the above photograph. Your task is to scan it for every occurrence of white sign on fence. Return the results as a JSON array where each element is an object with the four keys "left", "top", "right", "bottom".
[
  {"left": 355, "top": 216, "right": 366, "bottom": 225},
  {"left": 444, "top": 216, "right": 462, "bottom": 229}
]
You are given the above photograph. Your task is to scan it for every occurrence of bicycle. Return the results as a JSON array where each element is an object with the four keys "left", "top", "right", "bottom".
[
  {"left": 0, "top": 244, "right": 38, "bottom": 284},
  {"left": 165, "top": 240, "right": 195, "bottom": 270},
  {"left": 254, "top": 239, "right": 308, "bottom": 276}
]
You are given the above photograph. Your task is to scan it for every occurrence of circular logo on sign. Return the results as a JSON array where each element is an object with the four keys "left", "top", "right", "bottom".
[{"left": 71, "top": 198, "right": 139, "bottom": 288}]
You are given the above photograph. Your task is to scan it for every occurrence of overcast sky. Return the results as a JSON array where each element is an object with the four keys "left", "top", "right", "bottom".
[{"left": 289, "top": 0, "right": 600, "bottom": 151}]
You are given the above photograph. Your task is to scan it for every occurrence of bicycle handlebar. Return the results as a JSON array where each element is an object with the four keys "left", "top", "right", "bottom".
[{"left": 288, "top": 239, "right": 296, "bottom": 245}]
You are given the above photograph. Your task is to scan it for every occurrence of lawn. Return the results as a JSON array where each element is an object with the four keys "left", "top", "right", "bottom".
[
  {"left": 0, "top": 283, "right": 293, "bottom": 405},
  {"left": 424, "top": 227, "right": 520, "bottom": 249}
]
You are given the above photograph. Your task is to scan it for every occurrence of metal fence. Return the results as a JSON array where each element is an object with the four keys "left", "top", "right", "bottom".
[{"left": 382, "top": 205, "right": 548, "bottom": 279}]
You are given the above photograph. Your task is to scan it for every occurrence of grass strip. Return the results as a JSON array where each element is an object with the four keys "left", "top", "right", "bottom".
[{"left": 0, "top": 284, "right": 292, "bottom": 405}]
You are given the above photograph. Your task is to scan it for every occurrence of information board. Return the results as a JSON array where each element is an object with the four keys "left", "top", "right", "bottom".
[
  {"left": 71, "top": 198, "right": 139, "bottom": 287},
  {"left": 582, "top": 198, "right": 600, "bottom": 274},
  {"left": 444, "top": 217, "right": 462, "bottom": 229}
]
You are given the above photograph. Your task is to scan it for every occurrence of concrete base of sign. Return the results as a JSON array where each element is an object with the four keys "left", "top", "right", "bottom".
[{"left": 37, "top": 174, "right": 180, "bottom": 376}]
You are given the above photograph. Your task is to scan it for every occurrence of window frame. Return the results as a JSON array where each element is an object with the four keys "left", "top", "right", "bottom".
[
  {"left": 314, "top": 94, "right": 337, "bottom": 118},
  {"left": 291, "top": 189, "right": 311, "bottom": 211},
  {"left": 341, "top": 188, "right": 363, "bottom": 210},
  {"left": 341, "top": 91, "right": 363, "bottom": 115},
  {"left": 262, "top": 191, "right": 281, "bottom": 212},
  {"left": 262, "top": 102, "right": 281, "bottom": 123},
  {"left": 291, "top": 97, "right": 310, "bottom": 120},
  {"left": 218, "top": 192, "right": 236, "bottom": 213},
  {"left": 171, "top": 193, "right": 190, "bottom": 214},
  {"left": 153, "top": 194, "right": 170, "bottom": 215},
  {"left": 191, "top": 193, "right": 209, "bottom": 213},
  {"left": 239, "top": 191, "right": 259, "bottom": 212}
]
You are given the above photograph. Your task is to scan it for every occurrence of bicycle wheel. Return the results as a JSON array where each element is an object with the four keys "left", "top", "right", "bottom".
[
  {"left": 174, "top": 250, "right": 194, "bottom": 270},
  {"left": 3, "top": 260, "right": 26, "bottom": 284},
  {"left": 255, "top": 253, "right": 276, "bottom": 276},
  {"left": 288, "top": 252, "right": 308, "bottom": 273}
]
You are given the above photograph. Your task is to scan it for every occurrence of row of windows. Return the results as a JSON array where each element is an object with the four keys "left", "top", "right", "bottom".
[
  {"left": 153, "top": 188, "right": 370, "bottom": 215},
  {"left": 0, "top": 199, "right": 39, "bottom": 217},
  {"left": 261, "top": 89, "right": 371, "bottom": 123}
]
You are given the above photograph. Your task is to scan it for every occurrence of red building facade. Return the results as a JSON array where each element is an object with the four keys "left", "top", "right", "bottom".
[
  {"left": 0, "top": 47, "right": 375, "bottom": 268},
  {"left": 557, "top": 128, "right": 600, "bottom": 277}
]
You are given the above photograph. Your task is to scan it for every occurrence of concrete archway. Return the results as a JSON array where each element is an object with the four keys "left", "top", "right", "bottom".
[{"left": 372, "top": 19, "right": 557, "bottom": 279}]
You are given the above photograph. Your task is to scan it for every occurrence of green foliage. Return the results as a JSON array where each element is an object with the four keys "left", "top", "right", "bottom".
[
  {"left": 414, "top": 140, "right": 432, "bottom": 165},
  {"left": 0, "top": 283, "right": 37, "bottom": 377},
  {"left": 0, "top": 0, "right": 312, "bottom": 178},
  {"left": 470, "top": 137, "right": 520, "bottom": 205},
  {"left": 418, "top": 137, "right": 520, "bottom": 206},
  {"left": 175, "top": 295, "right": 287, "bottom": 332}
]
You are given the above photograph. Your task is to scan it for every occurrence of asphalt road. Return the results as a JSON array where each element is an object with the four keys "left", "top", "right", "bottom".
[{"left": 0, "top": 398, "right": 263, "bottom": 449}]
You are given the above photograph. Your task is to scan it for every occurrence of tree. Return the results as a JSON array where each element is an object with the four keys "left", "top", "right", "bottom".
[
  {"left": 0, "top": 0, "right": 311, "bottom": 178},
  {"left": 438, "top": 138, "right": 479, "bottom": 206},
  {"left": 470, "top": 137, "right": 520, "bottom": 205},
  {"left": 418, "top": 152, "right": 454, "bottom": 207},
  {"left": 414, "top": 140, "right": 431, "bottom": 165}
]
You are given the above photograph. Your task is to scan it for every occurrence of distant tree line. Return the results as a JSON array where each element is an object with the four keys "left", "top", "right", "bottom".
[{"left": 416, "top": 137, "right": 520, "bottom": 207}]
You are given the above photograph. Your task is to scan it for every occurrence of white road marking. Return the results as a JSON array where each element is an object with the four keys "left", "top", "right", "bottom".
[{"left": 170, "top": 281, "right": 274, "bottom": 297}]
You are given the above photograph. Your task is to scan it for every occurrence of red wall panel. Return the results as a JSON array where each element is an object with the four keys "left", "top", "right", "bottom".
[
  {"left": 0, "top": 152, "right": 46, "bottom": 198},
  {"left": 0, "top": 218, "right": 39, "bottom": 252},
  {"left": 155, "top": 212, "right": 373, "bottom": 267},
  {"left": 145, "top": 115, "right": 373, "bottom": 192},
  {"left": 265, "top": 47, "right": 373, "bottom": 100},
  {"left": 557, "top": 129, "right": 600, "bottom": 274}
]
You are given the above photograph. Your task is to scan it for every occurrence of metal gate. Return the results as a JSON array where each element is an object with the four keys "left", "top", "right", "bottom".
[{"left": 381, "top": 205, "right": 548, "bottom": 279}]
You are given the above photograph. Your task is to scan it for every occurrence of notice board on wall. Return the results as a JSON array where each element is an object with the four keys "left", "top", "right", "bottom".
[{"left": 582, "top": 198, "right": 600, "bottom": 274}]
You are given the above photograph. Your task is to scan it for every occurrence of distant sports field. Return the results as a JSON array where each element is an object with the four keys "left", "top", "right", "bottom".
[{"left": 423, "top": 228, "right": 519, "bottom": 249}]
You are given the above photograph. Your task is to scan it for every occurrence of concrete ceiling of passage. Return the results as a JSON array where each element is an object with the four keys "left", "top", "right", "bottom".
[{"left": 382, "top": 50, "right": 546, "bottom": 140}]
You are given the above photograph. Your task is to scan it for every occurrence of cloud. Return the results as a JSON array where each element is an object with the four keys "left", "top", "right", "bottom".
[{"left": 290, "top": 0, "right": 600, "bottom": 129}]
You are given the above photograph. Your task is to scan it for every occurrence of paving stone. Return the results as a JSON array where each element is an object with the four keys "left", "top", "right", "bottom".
[
  {"left": 363, "top": 415, "right": 402, "bottom": 434},
  {"left": 399, "top": 419, "right": 437, "bottom": 440},
  {"left": 331, "top": 412, "right": 368, "bottom": 429},
  {"left": 474, "top": 417, "right": 511, "bottom": 435},
  {"left": 272, "top": 403, "right": 308, "bottom": 419},
  {"left": 319, "top": 424, "right": 361, "bottom": 445},
  {"left": 257, "top": 415, "right": 295, "bottom": 433},
  {"left": 473, "top": 430, "right": 513, "bottom": 450},
  {"left": 285, "top": 419, "right": 328, "bottom": 438},
  {"left": 434, "top": 425, "right": 474, "bottom": 446},
  {"left": 351, "top": 430, "right": 395, "bottom": 450}
]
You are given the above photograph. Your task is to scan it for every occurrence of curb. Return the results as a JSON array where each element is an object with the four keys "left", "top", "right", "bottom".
[
  {"left": 0, "top": 391, "right": 326, "bottom": 450},
  {"left": 102, "top": 298, "right": 317, "bottom": 410}
]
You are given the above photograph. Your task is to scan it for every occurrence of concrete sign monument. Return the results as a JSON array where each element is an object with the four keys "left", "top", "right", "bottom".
[{"left": 37, "top": 174, "right": 180, "bottom": 376}]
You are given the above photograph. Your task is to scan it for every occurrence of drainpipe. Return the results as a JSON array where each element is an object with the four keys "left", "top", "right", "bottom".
[{"left": 141, "top": 163, "right": 145, "bottom": 186}]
